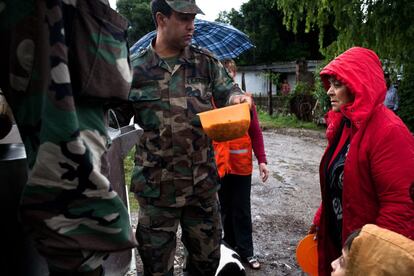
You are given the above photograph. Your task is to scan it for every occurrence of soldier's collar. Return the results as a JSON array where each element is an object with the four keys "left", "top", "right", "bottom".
[
  {"left": 145, "top": 43, "right": 164, "bottom": 68},
  {"left": 179, "top": 46, "right": 195, "bottom": 63},
  {"left": 147, "top": 43, "right": 193, "bottom": 68}
]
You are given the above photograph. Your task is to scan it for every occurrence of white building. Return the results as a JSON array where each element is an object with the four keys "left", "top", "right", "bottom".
[{"left": 235, "top": 60, "right": 321, "bottom": 95}]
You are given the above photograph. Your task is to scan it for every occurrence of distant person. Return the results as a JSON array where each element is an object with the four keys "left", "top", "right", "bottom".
[
  {"left": 383, "top": 73, "right": 399, "bottom": 112},
  {"left": 309, "top": 47, "right": 414, "bottom": 276},
  {"left": 113, "top": 1, "right": 252, "bottom": 275},
  {"left": 215, "top": 58, "right": 269, "bottom": 270},
  {"left": 281, "top": 79, "right": 291, "bottom": 95},
  {"left": 331, "top": 224, "right": 414, "bottom": 276}
]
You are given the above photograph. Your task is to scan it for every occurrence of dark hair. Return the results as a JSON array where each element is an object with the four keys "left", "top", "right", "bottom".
[
  {"left": 343, "top": 229, "right": 362, "bottom": 253},
  {"left": 384, "top": 73, "right": 391, "bottom": 88},
  {"left": 222, "top": 59, "right": 237, "bottom": 74},
  {"left": 151, "top": 0, "right": 173, "bottom": 28}
]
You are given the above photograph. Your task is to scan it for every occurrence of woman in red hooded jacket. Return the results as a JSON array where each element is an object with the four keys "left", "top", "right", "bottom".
[{"left": 310, "top": 47, "right": 414, "bottom": 276}]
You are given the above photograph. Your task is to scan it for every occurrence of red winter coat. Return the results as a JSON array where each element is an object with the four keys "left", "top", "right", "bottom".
[{"left": 313, "top": 47, "right": 414, "bottom": 276}]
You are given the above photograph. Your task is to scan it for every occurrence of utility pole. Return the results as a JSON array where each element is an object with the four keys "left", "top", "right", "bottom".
[{"left": 267, "top": 70, "right": 273, "bottom": 116}]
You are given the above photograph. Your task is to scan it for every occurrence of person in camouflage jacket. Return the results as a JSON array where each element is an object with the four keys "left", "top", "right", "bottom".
[
  {"left": 0, "top": 0, "right": 137, "bottom": 275},
  {"left": 115, "top": 0, "right": 252, "bottom": 275}
]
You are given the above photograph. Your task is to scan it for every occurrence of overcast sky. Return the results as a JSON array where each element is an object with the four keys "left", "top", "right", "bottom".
[
  {"left": 196, "top": 0, "right": 248, "bottom": 21},
  {"left": 108, "top": 0, "right": 248, "bottom": 21}
]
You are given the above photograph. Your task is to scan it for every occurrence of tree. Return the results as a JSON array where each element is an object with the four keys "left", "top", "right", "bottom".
[
  {"left": 397, "top": 61, "right": 414, "bottom": 131},
  {"left": 216, "top": 0, "right": 323, "bottom": 65},
  {"left": 117, "top": 0, "right": 154, "bottom": 45},
  {"left": 276, "top": 0, "right": 413, "bottom": 64},
  {"left": 275, "top": 0, "right": 414, "bottom": 130}
]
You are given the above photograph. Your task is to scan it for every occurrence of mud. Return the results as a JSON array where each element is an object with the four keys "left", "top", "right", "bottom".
[{"left": 129, "top": 128, "right": 327, "bottom": 276}]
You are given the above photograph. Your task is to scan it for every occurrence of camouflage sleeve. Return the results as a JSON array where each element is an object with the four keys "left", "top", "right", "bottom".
[
  {"left": 1, "top": 0, "right": 137, "bottom": 272},
  {"left": 210, "top": 59, "right": 243, "bottom": 108}
]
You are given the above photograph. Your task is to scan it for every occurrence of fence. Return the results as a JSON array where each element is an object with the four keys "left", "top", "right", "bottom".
[
  {"left": 253, "top": 94, "right": 290, "bottom": 114},
  {"left": 253, "top": 93, "right": 317, "bottom": 122}
]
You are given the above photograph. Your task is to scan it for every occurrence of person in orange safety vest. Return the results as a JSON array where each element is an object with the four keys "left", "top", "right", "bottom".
[{"left": 214, "top": 59, "right": 269, "bottom": 270}]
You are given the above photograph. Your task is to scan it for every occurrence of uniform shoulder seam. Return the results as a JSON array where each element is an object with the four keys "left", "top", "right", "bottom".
[
  {"left": 190, "top": 45, "right": 218, "bottom": 61},
  {"left": 131, "top": 47, "right": 148, "bottom": 61}
]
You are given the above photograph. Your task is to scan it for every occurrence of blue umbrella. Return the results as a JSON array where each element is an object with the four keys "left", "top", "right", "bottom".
[{"left": 130, "top": 19, "right": 254, "bottom": 60}]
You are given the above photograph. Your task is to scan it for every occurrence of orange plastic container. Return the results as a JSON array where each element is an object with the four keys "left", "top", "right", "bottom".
[
  {"left": 296, "top": 234, "right": 318, "bottom": 276},
  {"left": 197, "top": 103, "right": 250, "bottom": 142}
]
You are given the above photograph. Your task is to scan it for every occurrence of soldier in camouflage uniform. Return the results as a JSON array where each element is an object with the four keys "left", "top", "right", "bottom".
[
  {"left": 115, "top": 0, "right": 252, "bottom": 275},
  {"left": 0, "top": 0, "right": 137, "bottom": 275}
]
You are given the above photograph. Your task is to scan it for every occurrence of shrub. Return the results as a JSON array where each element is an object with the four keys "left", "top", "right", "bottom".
[{"left": 397, "top": 62, "right": 414, "bottom": 132}]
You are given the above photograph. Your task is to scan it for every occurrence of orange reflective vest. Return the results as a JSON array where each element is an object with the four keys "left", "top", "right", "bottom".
[{"left": 213, "top": 133, "right": 253, "bottom": 178}]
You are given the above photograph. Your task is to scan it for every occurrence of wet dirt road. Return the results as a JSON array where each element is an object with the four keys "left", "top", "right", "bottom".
[
  {"left": 130, "top": 128, "right": 327, "bottom": 276},
  {"left": 246, "top": 128, "right": 325, "bottom": 275}
]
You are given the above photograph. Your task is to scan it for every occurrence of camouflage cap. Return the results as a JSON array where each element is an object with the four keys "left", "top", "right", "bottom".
[{"left": 165, "top": 0, "right": 204, "bottom": 15}]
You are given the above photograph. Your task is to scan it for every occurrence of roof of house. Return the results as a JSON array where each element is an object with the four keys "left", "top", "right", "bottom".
[{"left": 238, "top": 60, "right": 322, "bottom": 73}]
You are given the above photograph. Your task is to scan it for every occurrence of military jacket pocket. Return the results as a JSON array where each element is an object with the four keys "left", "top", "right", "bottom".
[
  {"left": 192, "top": 147, "right": 219, "bottom": 186},
  {"left": 68, "top": 0, "right": 131, "bottom": 100},
  {"left": 130, "top": 85, "right": 164, "bottom": 130},
  {"left": 186, "top": 77, "right": 213, "bottom": 114},
  {"left": 130, "top": 164, "right": 161, "bottom": 198}
]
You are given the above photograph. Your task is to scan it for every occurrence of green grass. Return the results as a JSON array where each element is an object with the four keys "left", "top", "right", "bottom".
[
  {"left": 257, "top": 109, "right": 323, "bottom": 130},
  {"left": 124, "top": 148, "right": 139, "bottom": 212}
]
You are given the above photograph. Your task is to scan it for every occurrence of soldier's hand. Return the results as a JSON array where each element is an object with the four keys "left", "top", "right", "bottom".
[
  {"left": 230, "top": 94, "right": 252, "bottom": 109},
  {"left": 0, "top": 103, "right": 6, "bottom": 115},
  {"left": 0, "top": 97, "right": 12, "bottom": 139},
  {"left": 0, "top": 94, "right": 7, "bottom": 115}
]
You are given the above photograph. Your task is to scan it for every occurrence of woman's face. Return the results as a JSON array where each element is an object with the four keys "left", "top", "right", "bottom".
[
  {"left": 331, "top": 249, "right": 348, "bottom": 276},
  {"left": 327, "top": 77, "right": 354, "bottom": 112}
]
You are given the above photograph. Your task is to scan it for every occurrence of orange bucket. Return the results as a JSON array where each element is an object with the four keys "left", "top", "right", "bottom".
[
  {"left": 197, "top": 103, "right": 250, "bottom": 142},
  {"left": 296, "top": 234, "right": 318, "bottom": 276}
]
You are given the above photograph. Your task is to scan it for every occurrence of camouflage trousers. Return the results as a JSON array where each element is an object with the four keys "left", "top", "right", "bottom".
[{"left": 136, "top": 195, "right": 222, "bottom": 276}]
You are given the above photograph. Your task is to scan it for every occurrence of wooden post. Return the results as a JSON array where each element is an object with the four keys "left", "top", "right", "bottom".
[{"left": 267, "top": 70, "right": 273, "bottom": 116}]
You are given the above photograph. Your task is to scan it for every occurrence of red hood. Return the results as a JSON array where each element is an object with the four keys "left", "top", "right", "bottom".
[{"left": 320, "top": 47, "right": 387, "bottom": 140}]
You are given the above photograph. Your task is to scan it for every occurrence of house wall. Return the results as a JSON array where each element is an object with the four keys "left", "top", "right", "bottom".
[
  {"left": 235, "top": 71, "right": 277, "bottom": 95},
  {"left": 236, "top": 60, "right": 321, "bottom": 95}
]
